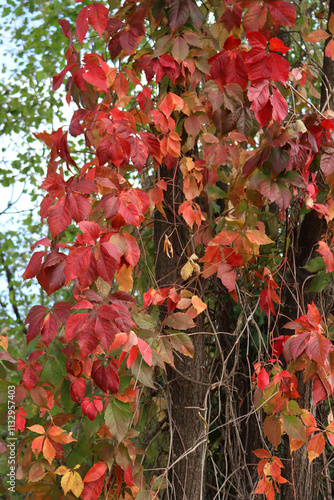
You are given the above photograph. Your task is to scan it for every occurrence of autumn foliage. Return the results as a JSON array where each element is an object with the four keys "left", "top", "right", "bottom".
[{"left": 2, "top": 0, "right": 334, "bottom": 498}]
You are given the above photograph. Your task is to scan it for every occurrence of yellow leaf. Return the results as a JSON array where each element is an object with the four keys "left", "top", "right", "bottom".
[
  {"left": 28, "top": 424, "right": 45, "bottom": 435},
  {"left": 0, "top": 335, "right": 8, "bottom": 351},
  {"left": 56, "top": 466, "right": 70, "bottom": 475},
  {"left": 61, "top": 471, "right": 84, "bottom": 497},
  {"left": 116, "top": 264, "right": 133, "bottom": 292},
  {"left": 191, "top": 295, "right": 207, "bottom": 314},
  {"left": 181, "top": 260, "right": 193, "bottom": 281},
  {"left": 164, "top": 234, "right": 173, "bottom": 258}
]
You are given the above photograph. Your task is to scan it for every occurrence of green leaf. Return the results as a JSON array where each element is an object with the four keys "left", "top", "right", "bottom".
[
  {"left": 82, "top": 412, "right": 104, "bottom": 439},
  {"left": 130, "top": 358, "right": 155, "bottom": 389},
  {"left": 66, "top": 443, "right": 92, "bottom": 469},
  {"left": 105, "top": 399, "right": 132, "bottom": 442},
  {"left": 308, "top": 271, "right": 333, "bottom": 292},
  {"left": 40, "top": 356, "right": 66, "bottom": 389},
  {"left": 303, "top": 257, "right": 326, "bottom": 273},
  {"left": 283, "top": 415, "right": 306, "bottom": 442},
  {"left": 288, "top": 400, "right": 302, "bottom": 416}
]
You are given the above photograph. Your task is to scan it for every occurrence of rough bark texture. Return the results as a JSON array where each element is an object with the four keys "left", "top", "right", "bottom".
[{"left": 154, "top": 163, "right": 207, "bottom": 500}]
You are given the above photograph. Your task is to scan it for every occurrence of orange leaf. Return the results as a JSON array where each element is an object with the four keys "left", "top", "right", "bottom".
[
  {"left": 31, "top": 436, "right": 45, "bottom": 457},
  {"left": 28, "top": 424, "right": 45, "bottom": 435},
  {"left": 325, "top": 38, "right": 334, "bottom": 61},
  {"left": 307, "top": 432, "right": 325, "bottom": 462},
  {"left": 253, "top": 448, "right": 271, "bottom": 458},
  {"left": 42, "top": 437, "right": 56, "bottom": 465},
  {"left": 304, "top": 30, "right": 330, "bottom": 43}
]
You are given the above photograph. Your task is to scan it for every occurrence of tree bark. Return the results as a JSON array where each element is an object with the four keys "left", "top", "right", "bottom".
[{"left": 154, "top": 163, "right": 207, "bottom": 500}]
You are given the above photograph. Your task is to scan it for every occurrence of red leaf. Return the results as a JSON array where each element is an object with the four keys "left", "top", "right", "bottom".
[
  {"left": 270, "top": 87, "right": 288, "bottom": 122},
  {"left": 313, "top": 377, "right": 327, "bottom": 405},
  {"left": 58, "top": 18, "right": 72, "bottom": 39},
  {"left": 78, "top": 221, "right": 101, "bottom": 245},
  {"left": 258, "top": 180, "right": 292, "bottom": 210},
  {"left": 82, "top": 463, "right": 106, "bottom": 500},
  {"left": 31, "top": 237, "right": 51, "bottom": 252},
  {"left": 259, "top": 282, "right": 280, "bottom": 316},
  {"left": 65, "top": 246, "right": 92, "bottom": 283},
  {"left": 269, "top": 38, "right": 290, "bottom": 54},
  {"left": 41, "top": 313, "right": 59, "bottom": 347},
  {"left": 88, "top": 3, "right": 109, "bottom": 38},
  {"left": 253, "top": 449, "right": 271, "bottom": 459},
  {"left": 306, "top": 332, "right": 333, "bottom": 366},
  {"left": 83, "top": 462, "right": 107, "bottom": 483},
  {"left": 168, "top": 0, "right": 190, "bottom": 33},
  {"left": 267, "top": 1, "right": 295, "bottom": 27},
  {"left": 95, "top": 305, "right": 118, "bottom": 349},
  {"left": 70, "top": 378, "right": 86, "bottom": 403},
  {"left": 184, "top": 115, "right": 202, "bottom": 137},
  {"left": 243, "top": 3, "right": 267, "bottom": 32},
  {"left": 65, "top": 313, "right": 90, "bottom": 343},
  {"left": 97, "top": 242, "right": 121, "bottom": 285},
  {"left": 92, "top": 360, "right": 119, "bottom": 393},
  {"left": 75, "top": 6, "right": 89, "bottom": 45},
  {"left": 23, "top": 251, "right": 47, "bottom": 280},
  {"left": 48, "top": 196, "right": 72, "bottom": 238},
  {"left": 23, "top": 366, "right": 39, "bottom": 391},
  {"left": 137, "top": 338, "right": 152, "bottom": 366},
  {"left": 209, "top": 50, "right": 248, "bottom": 90},
  {"left": 257, "top": 367, "right": 270, "bottom": 389},
  {"left": 25, "top": 306, "right": 47, "bottom": 344},
  {"left": 318, "top": 241, "right": 334, "bottom": 272},
  {"left": 124, "top": 465, "right": 133, "bottom": 487},
  {"left": 81, "top": 397, "right": 103, "bottom": 421}
]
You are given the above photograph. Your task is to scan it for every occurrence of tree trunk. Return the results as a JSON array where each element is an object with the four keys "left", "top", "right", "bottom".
[{"left": 154, "top": 163, "right": 207, "bottom": 500}]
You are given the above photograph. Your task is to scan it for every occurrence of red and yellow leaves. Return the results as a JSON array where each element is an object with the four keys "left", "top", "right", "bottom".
[
  {"left": 56, "top": 465, "right": 84, "bottom": 497},
  {"left": 254, "top": 452, "right": 287, "bottom": 500},
  {"left": 28, "top": 425, "right": 76, "bottom": 465},
  {"left": 307, "top": 432, "right": 325, "bottom": 462},
  {"left": 82, "top": 462, "right": 107, "bottom": 500}
]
